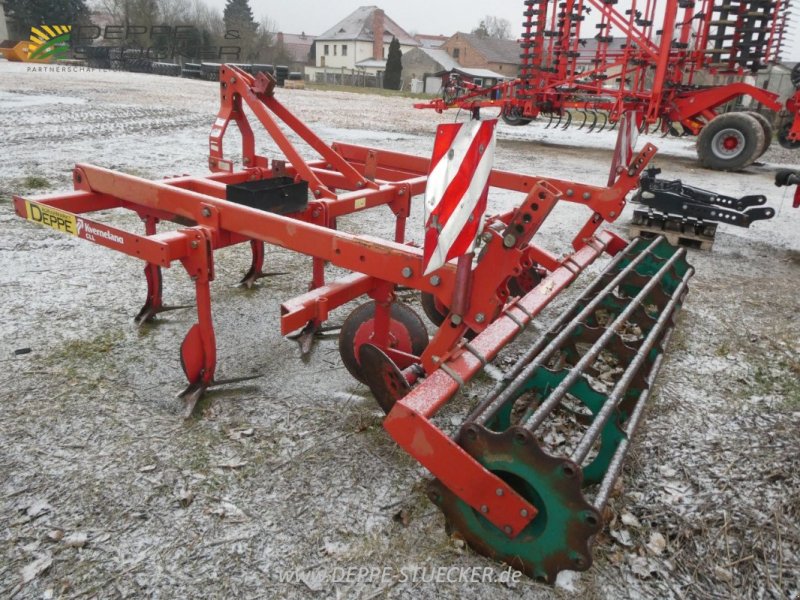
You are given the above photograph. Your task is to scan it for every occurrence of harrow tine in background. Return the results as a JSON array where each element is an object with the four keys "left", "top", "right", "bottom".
[
  {"left": 596, "top": 111, "right": 608, "bottom": 132},
  {"left": 587, "top": 110, "right": 599, "bottom": 132},
  {"left": 562, "top": 111, "right": 573, "bottom": 129},
  {"left": 578, "top": 110, "right": 588, "bottom": 130}
]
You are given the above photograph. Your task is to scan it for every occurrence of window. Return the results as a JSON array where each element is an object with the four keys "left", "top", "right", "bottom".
[
  {"left": 334, "top": 45, "right": 337, "bottom": 56},
  {"left": 342, "top": 45, "right": 347, "bottom": 56},
  {"left": 452, "top": 48, "right": 460, "bottom": 59},
  {"left": 382, "top": 46, "right": 386, "bottom": 58},
  {"left": 324, "top": 44, "right": 329, "bottom": 56}
]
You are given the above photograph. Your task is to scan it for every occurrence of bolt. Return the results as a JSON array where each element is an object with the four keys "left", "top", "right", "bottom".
[
  {"left": 496, "top": 488, "right": 504, "bottom": 496},
  {"left": 202, "top": 207, "right": 212, "bottom": 218},
  {"left": 503, "top": 526, "right": 513, "bottom": 535},
  {"left": 609, "top": 210, "right": 616, "bottom": 217},
  {"left": 401, "top": 267, "right": 412, "bottom": 278},
  {"left": 230, "top": 77, "right": 236, "bottom": 83},
  {"left": 582, "top": 192, "right": 591, "bottom": 200},
  {"left": 475, "top": 313, "right": 485, "bottom": 324},
  {"left": 480, "top": 505, "right": 489, "bottom": 514},
  {"left": 478, "top": 143, "right": 485, "bottom": 154},
  {"left": 356, "top": 181, "right": 364, "bottom": 188},
  {"left": 448, "top": 149, "right": 455, "bottom": 160},
  {"left": 398, "top": 189, "right": 405, "bottom": 196},
  {"left": 314, "top": 189, "right": 322, "bottom": 197},
  {"left": 482, "top": 232, "right": 493, "bottom": 243},
  {"left": 566, "top": 189, "right": 574, "bottom": 197},
  {"left": 311, "top": 209, "right": 321, "bottom": 218},
  {"left": 451, "top": 314, "right": 463, "bottom": 325},
  {"left": 243, "top": 157, "right": 250, "bottom": 164},
  {"left": 190, "top": 241, "right": 199, "bottom": 249},
  {"left": 503, "top": 233, "right": 517, "bottom": 248},
  {"left": 430, "top": 275, "right": 441, "bottom": 286},
  {"left": 520, "top": 509, "right": 529, "bottom": 517}
]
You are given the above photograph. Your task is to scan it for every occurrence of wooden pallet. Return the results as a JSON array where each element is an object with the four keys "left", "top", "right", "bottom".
[
  {"left": 284, "top": 80, "right": 305, "bottom": 89},
  {"left": 629, "top": 223, "right": 714, "bottom": 251}
]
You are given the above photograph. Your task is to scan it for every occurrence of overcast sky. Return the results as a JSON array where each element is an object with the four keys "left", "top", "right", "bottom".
[{"left": 203, "top": 0, "right": 800, "bottom": 62}]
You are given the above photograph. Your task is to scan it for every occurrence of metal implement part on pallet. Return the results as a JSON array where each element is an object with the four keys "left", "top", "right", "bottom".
[
  {"left": 13, "top": 64, "right": 693, "bottom": 583},
  {"left": 633, "top": 166, "right": 776, "bottom": 227}
]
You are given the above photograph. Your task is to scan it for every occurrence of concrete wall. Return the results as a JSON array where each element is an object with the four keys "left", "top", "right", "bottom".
[{"left": 400, "top": 48, "right": 441, "bottom": 89}]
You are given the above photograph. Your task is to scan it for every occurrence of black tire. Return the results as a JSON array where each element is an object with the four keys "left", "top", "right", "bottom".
[
  {"left": 338, "top": 301, "right": 428, "bottom": 384},
  {"left": 791, "top": 63, "right": 800, "bottom": 88},
  {"left": 697, "top": 112, "right": 765, "bottom": 171},
  {"left": 778, "top": 121, "right": 800, "bottom": 149},
  {"left": 501, "top": 107, "right": 533, "bottom": 127},
  {"left": 747, "top": 111, "right": 773, "bottom": 157}
]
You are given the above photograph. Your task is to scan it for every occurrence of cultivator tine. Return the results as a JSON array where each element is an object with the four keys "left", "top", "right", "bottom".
[
  {"left": 577, "top": 110, "right": 588, "bottom": 130},
  {"left": 596, "top": 112, "right": 608, "bottom": 132},
  {"left": 287, "top": 320, "right": 325, "bottom": 356},
  {"left": 430, "top": 236, "right": 694, "bottom": 582},
  {"left": 179, "top": 374, "right": 262, "bottom": 418},
  {"left": 135, "top": 263, "right": 192, "bottom": 324},
  {"left": 545, "top": 112, "right": 555, "bottom": 128},
  {"left": 587, "top": 110, "right": 598, "bottom": 132},
  {"left": 556, "top": 112, "right": 565, "bottom": 129},
  {"left": 239, "top": 241, "right": 290, "bottom": 288}
]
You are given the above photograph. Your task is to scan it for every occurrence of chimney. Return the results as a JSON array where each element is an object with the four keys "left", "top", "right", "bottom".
[
  {"left": 277, "top": 32, "right": 284, "bottom": 45},
  {"left": 372, "top": 9, "right": 385, "bottom": 60}
]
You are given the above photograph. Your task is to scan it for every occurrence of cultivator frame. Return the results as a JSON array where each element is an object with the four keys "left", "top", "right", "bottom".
[
  {"left": 417, "top": 0, "right": 800, "bottom": 168},
  {"left": 14, "top": 65, "right": 693, "bottom": 581}
]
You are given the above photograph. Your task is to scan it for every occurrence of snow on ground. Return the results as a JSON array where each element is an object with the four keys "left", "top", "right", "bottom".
[{"left": 0, "top": 61, "right": 798, "bottom": 599}]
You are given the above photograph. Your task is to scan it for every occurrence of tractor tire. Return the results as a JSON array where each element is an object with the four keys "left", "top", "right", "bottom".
[
  {"left": 696, "top": 112, "right": 765, "bottom": 171},
  {"left": 778, "top": 121, "right": 800, "bottom": 149},
  {"left": 791, "top": 63, "right": 800, "bottom": 89},
  {"left": 501, "top": 107, "right": 533, "bottom": 126},
  {"left": 747, "top": 111, "right": 774, "bottom": 157}
]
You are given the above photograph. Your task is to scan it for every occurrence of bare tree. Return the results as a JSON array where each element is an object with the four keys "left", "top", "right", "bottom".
[{"left": 472, "top": 15, "right": 512, "bottom": 40}]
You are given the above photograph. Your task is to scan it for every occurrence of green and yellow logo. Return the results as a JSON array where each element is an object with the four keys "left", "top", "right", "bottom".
[{"left": 29, "top": 25, "right": 72, "bottom": 61}]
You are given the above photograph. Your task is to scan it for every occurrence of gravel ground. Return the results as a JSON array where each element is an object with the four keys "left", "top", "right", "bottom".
[{"left": 0, "top": 61, "right": 798, "bottom": 600}]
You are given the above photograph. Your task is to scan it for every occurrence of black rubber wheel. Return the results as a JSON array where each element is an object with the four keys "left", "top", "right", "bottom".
[
  {"left": 747, "top": 112, "right": 774, "bottom": 157},
  {"left": 697, "top": 112, "right": 765, "bottom": 171},
  {"left": 791, "top": 63, "right": 800, "bottom": 89},
  {"left": 778, "top": 121, "right": 800, "bottom": 149},
  {"left": 338, "top": 301, "right": 428, "bottom": 384},
  {"left": 501, "top": 107, "right": 533, "bottom": 127}
]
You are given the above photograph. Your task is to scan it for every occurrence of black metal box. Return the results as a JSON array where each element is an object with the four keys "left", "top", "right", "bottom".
[{"left": 225, "top": 177, "right": 308, "bottom": 215}]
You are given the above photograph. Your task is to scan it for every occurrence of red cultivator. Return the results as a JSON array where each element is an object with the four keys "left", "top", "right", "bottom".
[
  {"left": 418, "top": 0, "right": 799, "bottom": 170},
  {"left": 14, "top": 65, "right": 693, "bottom": 581}
]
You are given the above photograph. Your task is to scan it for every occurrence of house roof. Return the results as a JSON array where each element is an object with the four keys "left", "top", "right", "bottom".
[
  {"left": 317, "top": 5, "right": 419, "bottom": 46},
  {"left": 407, "top": 47, "right": 508, "bottom": 80},
  {"left": 415, "top": 34, "right": 448, "bottom": 49},
  {"left": 356, "top": 58, "right": 387, "bottom": 68},
  {"left": 453, "top": 33, "right": 520, "bottom": 65},
  {"left": 279, "top": 32, "right": 315, "bottom": 63}
]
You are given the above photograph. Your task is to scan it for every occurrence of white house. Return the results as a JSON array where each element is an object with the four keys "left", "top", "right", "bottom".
[{"left": 305, "top": 6, "right": 419, "bottom": 84}]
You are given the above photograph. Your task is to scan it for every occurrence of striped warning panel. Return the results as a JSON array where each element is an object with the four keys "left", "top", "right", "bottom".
[{"left": 423, "top": 119, "right": 497, "bottom": 275}]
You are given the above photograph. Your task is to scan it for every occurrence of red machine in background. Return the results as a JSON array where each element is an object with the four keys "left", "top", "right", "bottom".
[{"left": 418, "top": 0, "right": 799, "bottom": 171}]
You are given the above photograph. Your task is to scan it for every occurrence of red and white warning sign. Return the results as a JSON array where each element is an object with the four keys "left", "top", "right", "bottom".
[
  {"left": 608, "top": 111, "right": 640, "bottom": 186},
  {"left": 423, "top": 119, "right": 497, "bottom": 275}
]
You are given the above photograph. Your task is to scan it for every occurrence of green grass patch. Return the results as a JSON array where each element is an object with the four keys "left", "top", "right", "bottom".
[{"left": 22, "top": 175, "right": 50, "bottom": 190}]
